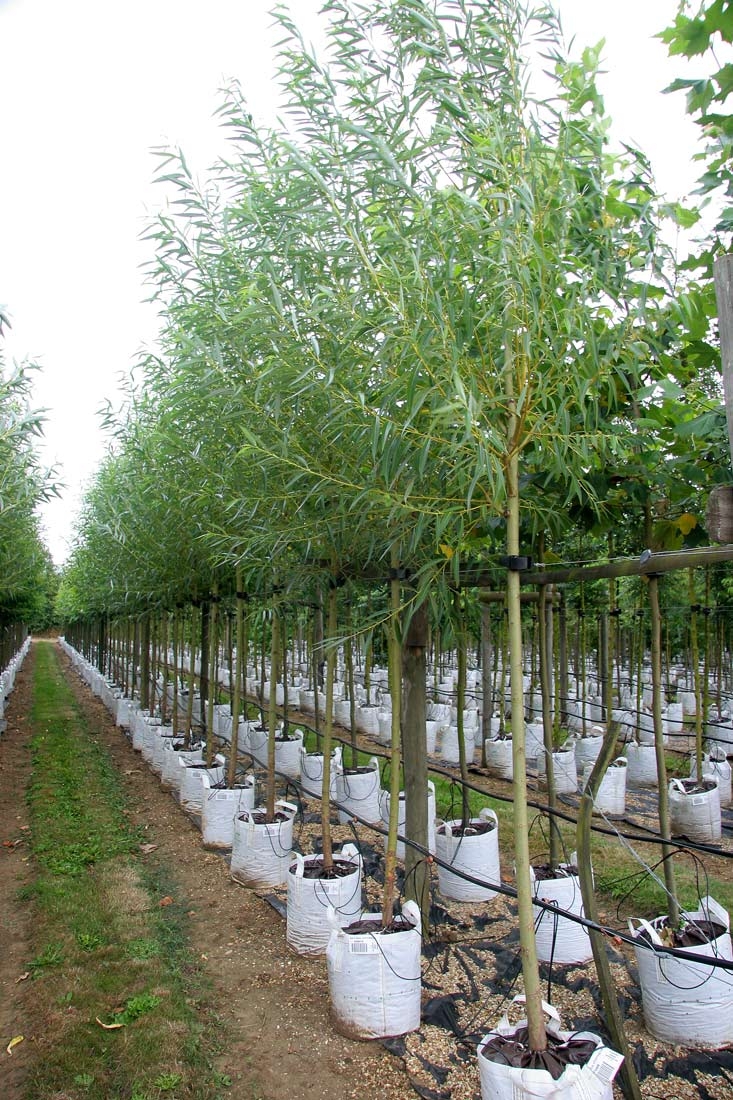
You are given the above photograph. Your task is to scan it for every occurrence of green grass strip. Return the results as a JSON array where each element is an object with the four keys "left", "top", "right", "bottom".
[{"left": 22, "top": 642, "right": 229, "bottom": 1100}]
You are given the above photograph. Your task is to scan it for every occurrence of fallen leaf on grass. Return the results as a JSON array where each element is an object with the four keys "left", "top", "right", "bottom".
[
  {"left": 159, "top": 896, "right": 174, "bottom": 907},
  {"left": 95, "top": 1017, "right": 124, "bottom": 1030},
  {"left": 15, "top": 972, "right": 30, "bottom": 984},
  {"left": 139, "top": 843, "right": 158, "bottom": 854},
  {"left": 6, "top": 1036, "right": 24, "bottom": 1054}
]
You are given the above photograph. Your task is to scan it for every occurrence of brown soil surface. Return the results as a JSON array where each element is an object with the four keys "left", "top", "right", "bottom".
[
  {"left": 0, "top": 646, "right": 35, "bottom": 1097},
  {"left": 0, "top": 643, "right": 413, "bottom": 1100}
]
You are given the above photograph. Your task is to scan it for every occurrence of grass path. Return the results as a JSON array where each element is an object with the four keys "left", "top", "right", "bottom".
[{"left": 20, "top": 640, "right": 227, "bottom": 1100}]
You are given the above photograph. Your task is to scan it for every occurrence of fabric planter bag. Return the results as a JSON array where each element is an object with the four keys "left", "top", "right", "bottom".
[
  {"left": 179, "top": 754, "right": 226, "bottom": 814},
  {"left": 335, "top": 756, "right": 381, "bottom": 824},
  {"left": 582, "top": 757, "right": 627, "bottom": 816},
  {"left": 669, "top": 777, "right": 721, "bottom": 844},
  {"left": 425, "top": 720, "right": 440, "bottom": 756},
  {"left": 477, "top": 998, "right": 623, "bottom": 1100},
  {"left": 151, "top": 726, "right": 174, "bottom": 777},
  {"left": 573, "top": 731, "right": 604, "bottom": 774},
  {"left": 630, "top": 896, "right": 733, "bottom": 1047},
  {"left": 485, "top": 737, "right": 513, "bottom": 781},
  {"left": 531, "top": 863, "right": 592, "bottom": 964},
  {"left": 525, "top": 721, "right": 545, "bottom": 760},
  {"left": 140, "top": 716, "right": 163, "bottom": 764},
  {"left": 625, "top": 742, "right": 658, "bottom": 788},
  {"left": 162, "top": 744, "right": 202, "bottom": 792},
  {"left": 274, "top": 728, "right": 304, "bottom": 781},
  {"left": 435, "top": 808, "right": 500, "bottom": 902},
  {"left": 378, "top": 782, "right": 437, "bottom": 860},
  {"left": 242, "top": 724, "right": 269, "bottom": 767},
  {"left": 356, "top": 705, "right": 380, "bottom": 737},
  {"left": 201, "top": 773, "right": 256, "bottom": 849},
  {"left": 537, "top": 747, "right": 577, "bottom": 795},
  {"left": 286, "top": 844, "right": 362, "bottom": 955},
  {"left": 326, "top": 900, "right": 422, "bottom": 1040},
  {"left": 230, "top": 800, "right": 298, "bottom": 888},
  {"left": 299, "top": 745, "right": 342, "bottom": 799},
  {"left": 691, "top": 750, "right": 732, "bottom": 807}
]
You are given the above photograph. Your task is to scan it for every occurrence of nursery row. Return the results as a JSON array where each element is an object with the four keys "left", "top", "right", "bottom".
[{"left": 59, "top": 635, "right": 733, "bottom": 1100}]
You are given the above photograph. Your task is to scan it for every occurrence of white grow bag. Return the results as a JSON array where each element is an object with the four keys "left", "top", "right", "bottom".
[
  {"left": 326, "top": 900, "right": 422, "bottom": 1040},
  {"left": 425, "top": 720, "right": 440, "bottom": 755},
  {"left": 356, "top": 704, "right": 380, "bottom": 737},
  {"left": 161, "top": 744, "right": 202, "bottom": 791},
  {"left": 477, "top": 998, "right": 623, "bottom": 1100},
  {"left": 485, "top": 737, "right": 513, "bottom": 781},
  {"left": 274, "top": 728, "right": 304, "bottom": 781},
  {"left": 573, "top": 731, "right": 604, "bottom": 774},
  {"left": 335, "top": 757, "right": 381, "bottom": 824},
  {"left": 531, "top": 863, "right": 592, "bottom": 964},
  {"left": 179, "top": 754, "right": 225, "bottom": 814},
  {"left": 132, "top": 711, "right": 154, "bottom": 753},
  {"left": 625, "top": 742, "right": 658, "bottom": 788},
  {"left": 669, "top": 777, "right": 721, "bottom": 844},
  {"left": 537, "top": 747, "right": 577, "bottom": 795},
  {"left": 691, "top": 749, "right": 732, "bottom": 807},
  {"left": 379, "top": 782, "right": 437, "bottom": 860},
  {"left": 525, "top": 721, "right": 545, "bottom": 760},
  {"left": 582, "top": 758, "right": 627, "bottom": 817},
  {"left": 435, "top": 808, "right": 500, "bottom": 902},
  {"left": 151, "top": 727, "right": 174, "bottom": 776},
  {"left": 230, "top": 800, "right": 298, "bottom": 888},
  {"left": 200, "top": 774, "right": 256, "bottom": 849},
  {"left": 242, "top": 724, "right": 270, "bottom": 767},
  {"left": 286, "top": 844, "right": 362, "bottom": 955},
  {"left": 141, "top": 717, "right": 162, "bottom": 764},
  {"left": 299, "top": 745, "right": 342, "bottom": 799},
  {"left": 630, "top": 896, "right": 733, "bottom": 1047}
]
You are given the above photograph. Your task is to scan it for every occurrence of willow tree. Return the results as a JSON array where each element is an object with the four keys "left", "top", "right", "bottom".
[{"left": 218, "top": 0, "right": 666, "bottom": 1051}]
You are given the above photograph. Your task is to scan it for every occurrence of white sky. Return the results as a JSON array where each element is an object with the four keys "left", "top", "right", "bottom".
[{"left": 0, "top": 0, "right": 707, "bottom": 565}]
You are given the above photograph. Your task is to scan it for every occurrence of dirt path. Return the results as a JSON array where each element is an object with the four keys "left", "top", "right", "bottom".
[
  {"left": 0, "top": 646, "right": 35, "bottom": 1097},
  {"left": 0, "top": 641, "right": 413, "bottom": 1100}
]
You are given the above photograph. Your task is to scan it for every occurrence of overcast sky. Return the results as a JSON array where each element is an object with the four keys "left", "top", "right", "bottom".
[{"left": 0, "top": 0, "right": 707, "bottom": 565}]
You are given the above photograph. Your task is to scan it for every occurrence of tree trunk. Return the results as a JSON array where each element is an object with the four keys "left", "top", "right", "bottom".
[
  {"left": 381, "top": 548, "right": 403, "bottom": 927},
  {"left": 648, "top": 575, "right": 679, "bottom": 925},
  {"left": 506, "top": 348, "right": 546, "bottom": 1052},
  {"left": 228, "top": 569, "right": 244, "bottom": 789},
  {"left": 266, "top": 607, "right": 280, "bottom": 822},
  {"left": 403, "top": 601, "right": 429, "bottom": 931},
  {"left": 320, "top": 578, "right": 339, "bottom": 873}
]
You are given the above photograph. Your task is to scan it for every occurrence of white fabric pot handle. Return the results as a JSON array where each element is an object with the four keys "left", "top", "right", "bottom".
[
  {"left": 511, "top": 995, "right": 561, "bottom": 1024},
  {"left": 628, "top": 917, "right": 662, "bottom": 945},
  {"left": 401, "top": 900, "right": 421, "bottom": 929}
]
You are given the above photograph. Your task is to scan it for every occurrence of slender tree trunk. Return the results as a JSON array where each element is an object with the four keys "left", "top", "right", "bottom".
[
  {"left": 205, "top": 591, "right": 217, "bottom": 767},
  {"left": 402, "top": 600, "right": 429, "bottom": 933},
  {"left": 454, "top": 592, "right": 471, "bottom": 827},
  {"left": 506, "top": 343, "right": 546, "bottom": 1051},
  {"left": 184, "top": 605, "right": 197, "bottom": 750},
  {"left": 381, "top": 547, "right": 403, "bottom": 927},
  {"left": 480, "top": 603, "right": 492, "bottom": 767},
  {"left": 228, "top": 570, "right": 244, "bottom": 789},
  {"left": 266, "top": 607, "right": 280, "bottom": 822},
  {"left": 688, "top": 570, "right": 703, "bottom": 779},
  {"left": 171, "top": 609, "right": 180, "bottom": 737},
  {"left": 140, "top": 615, "right": 151, "bottom": 712},
  {"left": 320, "top": 577, "right": 338, "bottom": 873},
  {"left": 539, "top": 575, "right": 560, "bottom": 870},
  {"left": 648, "top": 575, "right": 679, "bottom": 925}
]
